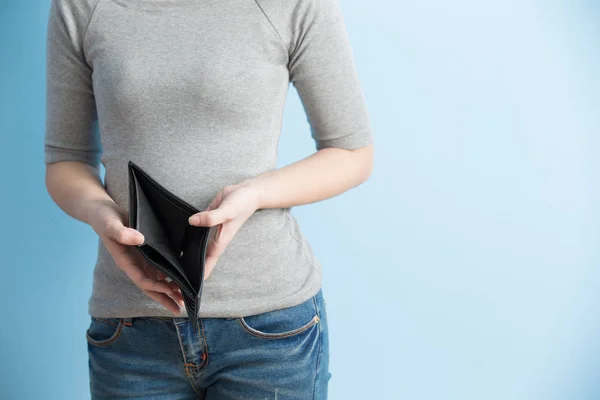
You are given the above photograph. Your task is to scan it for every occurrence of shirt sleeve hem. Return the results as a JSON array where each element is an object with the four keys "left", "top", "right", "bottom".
[
  {"left": 315, "top": 131, "right": 373, "bottom": 151},
  {"left": 44, "top": 145, "right": 101, "bottom": 168}
]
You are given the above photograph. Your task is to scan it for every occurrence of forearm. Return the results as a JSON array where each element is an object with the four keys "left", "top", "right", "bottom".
[
  {"left": 45, "top": 161, "right": 115, "bottom": 226},
  {"left": 243, "top": 144, "right": 374, "bottom": 209}
]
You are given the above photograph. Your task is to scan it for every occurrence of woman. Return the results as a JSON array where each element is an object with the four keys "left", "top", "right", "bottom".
[{"left": 44, "top": 0, "right": 373, "bottom": 398}]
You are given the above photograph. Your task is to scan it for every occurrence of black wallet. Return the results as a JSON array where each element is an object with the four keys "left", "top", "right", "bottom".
[{"left": 128, "top": 160, "right": 214, "bottom": 332}]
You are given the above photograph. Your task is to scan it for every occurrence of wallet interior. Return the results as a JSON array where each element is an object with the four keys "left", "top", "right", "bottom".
[{"left": 127, "top": 161, "right": 213, "bottom": 320}]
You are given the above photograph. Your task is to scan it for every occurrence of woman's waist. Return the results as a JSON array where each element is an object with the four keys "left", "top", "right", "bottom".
[
  {"left": 93, "top": 219, "right": 319, "bottom": 300},
  {"left": 102, "top": 158, "right": 277, "bottom": 213},
  {"left": 95, "top": 207, "right": 313, "bottom": 271}
]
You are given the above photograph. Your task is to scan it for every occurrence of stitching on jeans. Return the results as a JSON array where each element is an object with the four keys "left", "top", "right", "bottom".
[
  {"left": 175, "top": 322, "right": 192, "bottom": 370},
  {"left": 312, "top": 295, "right": 323, "bottom": 400},
  {"left": 184, "top": 362, "right": 205, "bottom": 398},
  {"left": 186, "top": 319, "right": 207, "bottom": 396},
  {"left": 184, "top": 364, "right": 203, "bottom": 399},
  {"left": 238, "top": 314, "right": 319, "bottom": 340},
  {"left": 312, "top": 295, "right": 320, "bottom": 320},
  {"left": 86, "top": 319, "right": 124, "bottom": 347},
  {"left": 174, "top": 320, "right": 205, "bottom": 397},
  {"left": 184, "top": 363, "right": 202, "bottom": 373},
  {"left": 199, "top": 318, "right": 209, "bottom": 368},
  {"left": 188, "top": 375, "right": 204, "bottom": 397}
]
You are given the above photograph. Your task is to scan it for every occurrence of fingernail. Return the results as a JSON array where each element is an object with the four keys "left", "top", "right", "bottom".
[
  {"left": 128, "top": 230, "right": 143, "bottom": 242},
  {"left": 188, "top": 216, "right": 197, "bottom": 225}
]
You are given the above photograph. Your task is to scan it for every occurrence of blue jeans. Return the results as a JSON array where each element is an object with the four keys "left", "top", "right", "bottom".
[{"left": 87, "top": 289, "right": 331, "bottom": 399}]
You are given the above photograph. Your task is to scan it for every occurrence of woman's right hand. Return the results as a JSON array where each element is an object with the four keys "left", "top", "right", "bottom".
[{"left": 87, "top": 199, "right": 184, "bottom": 314}]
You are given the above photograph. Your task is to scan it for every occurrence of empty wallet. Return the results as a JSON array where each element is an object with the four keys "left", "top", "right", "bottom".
[{"left": 127, "top": 160, "right": 215, "bottom": 332}]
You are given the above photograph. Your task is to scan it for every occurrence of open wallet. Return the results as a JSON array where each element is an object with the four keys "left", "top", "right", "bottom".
[{"left": 127, "top": 160, "right": 215, "bottom": 332}]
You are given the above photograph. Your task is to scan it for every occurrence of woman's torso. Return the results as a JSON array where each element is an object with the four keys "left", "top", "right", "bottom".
[{"left": 82, "top": 0, "right": 323, "bottom": 317}]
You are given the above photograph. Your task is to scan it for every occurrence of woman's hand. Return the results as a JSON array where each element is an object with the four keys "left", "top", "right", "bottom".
[
  {"left": 188, "top": 183, "right": 261, "bottom": 280},
  {"left": 186, "top": 145, "right": 373, "bottom": 280},
  {"left": 88, "top": 199, "right": 185, "bottom": 314}
]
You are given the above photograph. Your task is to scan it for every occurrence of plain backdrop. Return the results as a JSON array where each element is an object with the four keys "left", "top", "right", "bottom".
[{"left": 1, "top": 0, "right": 599, "bottom": 399}]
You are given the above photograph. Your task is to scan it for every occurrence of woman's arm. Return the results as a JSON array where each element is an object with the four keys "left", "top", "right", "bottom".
[
  {"left": 189, "top": 0, "right": 375, "bottom": 279},
  {"left": 44, "top": 0, "right": 184, "bottom": 313},
  {"left": 45, "top": 161, "right": 185, "bottom": 313},
  {"left": 242, "top": 144, "right": 374, "bottom": 209},
  {"left": 188, "top": 144, "right": 373, "bottom": 280},
  {"left": 190, "top": 144, "right": 374, "bottom": 230},
  {"left": 189, "top": 144, "right": 374, "bottom": 279},
  {"left": 45, "top": 161, "right": 112, "bottom": 226}
]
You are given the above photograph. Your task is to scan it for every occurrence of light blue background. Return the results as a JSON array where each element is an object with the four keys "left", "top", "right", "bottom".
[{"left": 1, "top": 0, "right": 598, "bottom": 399}]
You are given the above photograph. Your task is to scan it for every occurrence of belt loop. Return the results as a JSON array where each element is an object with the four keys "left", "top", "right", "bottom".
[{"left": 122, "top": 317, "right": 133, "bottom": 326}]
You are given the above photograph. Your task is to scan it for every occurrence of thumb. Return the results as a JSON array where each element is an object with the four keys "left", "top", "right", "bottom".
[
  {"left": 188, "top": 207, "right": 231, "bottom": 227},
  {"left": 105, "top": 218, "right": 145, "bottom": 245}
]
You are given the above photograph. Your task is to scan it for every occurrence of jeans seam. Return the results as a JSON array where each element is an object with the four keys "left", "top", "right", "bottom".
[
  {"left": 187, "top": 319, "right": 208, "bottom": 396},
  {"left": 238, "top": 314, "right": 319, "bottom": 340},
  {"left": 312, "top": 295, "right": 323, "bottom": 400},
  {"left": 198, "top": 318, "right": 208, "bottom": 369},
  {"left": 86, "top": 318, "right": 124, "bottom": 347},
  {"left": 174, "top": 320, "right": 205, "bottom": 397}
]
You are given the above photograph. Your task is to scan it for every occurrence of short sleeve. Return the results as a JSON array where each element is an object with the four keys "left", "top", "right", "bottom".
[
  {"left": 288, "top": 0, "right": 373, "bottom": 151},
  {"left": 44, "top": 0, "right": 102, "bottom": 167}
]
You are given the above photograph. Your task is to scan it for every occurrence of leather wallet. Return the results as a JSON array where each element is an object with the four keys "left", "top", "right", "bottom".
[{"left": 128, "top": 160, "right": 214, "bottom": 332}]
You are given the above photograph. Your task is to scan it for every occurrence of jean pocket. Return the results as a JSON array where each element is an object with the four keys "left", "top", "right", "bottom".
[
  {"left": 238, "top": 296, "right": 320, "bottom": 340},
  {"left": 86, "top": 317, "right": 124, "bottom": 347}
]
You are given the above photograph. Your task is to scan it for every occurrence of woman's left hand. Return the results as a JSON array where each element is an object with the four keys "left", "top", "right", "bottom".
[{"left": 188, "top": 182, "right": 261, "bottom": 280}]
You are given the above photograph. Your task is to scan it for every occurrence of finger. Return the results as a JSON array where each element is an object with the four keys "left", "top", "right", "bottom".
[
  {"left": 103, "top": 236, "right": 141, "bottom": 270},
  {"left": 167, "top": 280, "right": 182, "bottom": 292},
  {"left": 131, "top": 255, "right": 180, "bottom": 295},
  {"left": 104, "top": 218, "right": 144, "bottom": 245},
  {"left": 143, "top": 290, "right": 181, "bottom": 314},
  {"left": 136, "top": 274, "right": 177, "bottom": 294},
  {"left": 189, "top": 207, "right": 232, "bottom": 227},
  {"left": 169, "top": 289, "right": 185, "bottom": 307},
  {"left": 155, "top": 269, "right": 167, "bottom": 281},
  {"left": 188, "top": 196, "right": 236, "bottom": 226},
  {"left": 105, "top": 240, "right": 175, "bottom": 294},
  {"left": 146, "top": 268, "right": 174, "bottom": 290},
  {"left": 156, "top": 285, "right": 184, "bottom": 307},
  {"left": 149, "top": 268, "right": 180, "bottom": 292},
  {"left": 137, "top": 259, "right": 182, "bottom": 304}
]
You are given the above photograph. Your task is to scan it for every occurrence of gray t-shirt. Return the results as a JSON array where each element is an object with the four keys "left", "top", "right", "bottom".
[{"left": 44, "top": 0, "right": 373, "bottom": 318}]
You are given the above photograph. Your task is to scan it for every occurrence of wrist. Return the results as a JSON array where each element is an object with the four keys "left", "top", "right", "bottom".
[
  {"left": 84, "top": 198, "right": 119, "bottom": 229},
  {"left": 238, "top": 178, "right": 265, "bottom": 211}
]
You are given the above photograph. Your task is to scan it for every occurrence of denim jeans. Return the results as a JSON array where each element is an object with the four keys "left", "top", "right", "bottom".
[{"left": 87, "top": 289, "right": 331, "bottom": 399}]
